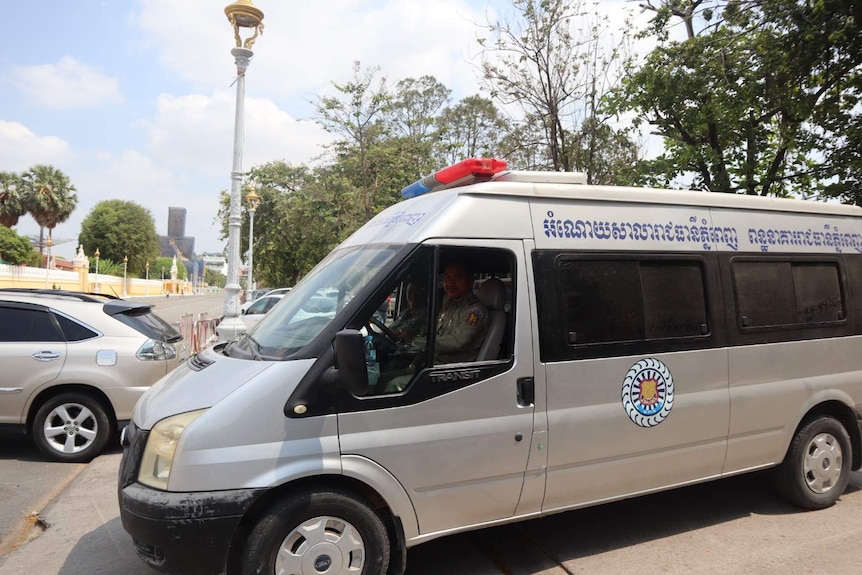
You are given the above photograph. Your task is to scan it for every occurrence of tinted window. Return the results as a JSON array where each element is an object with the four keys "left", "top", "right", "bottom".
[
  {"left": 105, "top": 303, "right": 181, "bottom": 342},
  {"left": 733, "top": 260, "right": 843, "bottom": 328},
  {"left": 556, "top": 258, "right": 708, "bottom": 346},
  {"left": 0, "top": 307, "right": 62, "bottom": 342},
  {"left": 54, "top": 314, "right": 99, "bottom": 342}
]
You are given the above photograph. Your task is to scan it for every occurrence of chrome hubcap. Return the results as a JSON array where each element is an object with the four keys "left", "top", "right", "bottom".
[
  {"left": 803, "top": 432, "right": 843, "bottom": 494},
  {"left": 275, "top": 516, "right": 365, "bottom": 574},
  {"left": 43, "top": 403, "right": 98, "bottom": 454}
]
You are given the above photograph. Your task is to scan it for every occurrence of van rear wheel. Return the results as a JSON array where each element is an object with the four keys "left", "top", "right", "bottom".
[
  {"left": 241, "top": 489, "right": 390, "bottom": 575},
  {"left": 776, "top": 415, "right": 851, "bottom": 510}
]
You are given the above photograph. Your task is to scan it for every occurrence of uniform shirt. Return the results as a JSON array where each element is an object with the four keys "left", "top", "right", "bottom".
[
  {"left": 434, "top": 293, "right": 489, "bottom": 364},
  {"left": 390, "top": 307, "right": 426, "bottom": 344}
]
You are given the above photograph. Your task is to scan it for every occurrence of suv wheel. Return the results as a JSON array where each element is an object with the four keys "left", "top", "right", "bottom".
[{"left": 32, "top": 393, "right": 112, "bottom": 463}]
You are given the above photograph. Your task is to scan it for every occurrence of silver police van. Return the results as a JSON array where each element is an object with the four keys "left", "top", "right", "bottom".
[{"left": 119, "top": 158, "right": 862, "bottom": 575}]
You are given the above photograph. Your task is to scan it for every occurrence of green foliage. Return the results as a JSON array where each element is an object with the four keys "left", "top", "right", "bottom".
[
  {"left": 435, "top": 96, "right": 509, "bottom": 166},
  {"left": 78, "top": 200, "right": 160, "bottom": 276},
  {"left": 20, "top": 165, "right": 78, "bottom": 236},
  {"left": 92, "top": 258, "right": 124, "bottom": 277},
  {"left": 152, "top": 256, "right": 188, "bottom": 280},
  {"left": 479, "top": 0, "right": 639, "bottom": 182},
  {"left": 204, "top": 266, "right": 225, "bottom": 288},
  {"left": 0, "top": 226, "right": 39, "bottom": 265},
  {"left": 610, "top": 0, "right": 862, "bottom": 197},
  {"left": 0, "top": 172, "right": 26, "bottom": 228}
]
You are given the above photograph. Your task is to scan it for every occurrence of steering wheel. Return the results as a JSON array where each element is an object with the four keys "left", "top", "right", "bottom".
[{"left": 367, "top": 316, "right": 400, "bottom": 347}]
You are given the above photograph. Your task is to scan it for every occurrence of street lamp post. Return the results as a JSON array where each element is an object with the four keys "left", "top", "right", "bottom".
[
  {"left": 217, "top": 0, "right": 265, "bottom": 343},
  {"left": 44, "top": 237, "right": 53, "bottom": 288},
  {"left": 94, "top": 248, "right": 100, "bottom": 293},
  {"left": 161, "top": 266, "right": 166, "bottom": 295},
  {"left": 122, "top": 255, "right": 128, "bottom": 298},
  {"left": 246, "top": 185, "right": 260, "bottom": 303},
  {"left": 145, "top": 261, "right": 150, "bottom": 296}
]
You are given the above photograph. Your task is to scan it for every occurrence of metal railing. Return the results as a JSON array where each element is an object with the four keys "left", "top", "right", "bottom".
[{"left": 179, "top": 312, "right": 222, "bottom": 354}]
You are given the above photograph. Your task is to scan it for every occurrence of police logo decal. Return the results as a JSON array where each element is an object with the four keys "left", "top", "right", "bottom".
[{"left": 621, "top": 358, "right": 674, "bottom": 428}]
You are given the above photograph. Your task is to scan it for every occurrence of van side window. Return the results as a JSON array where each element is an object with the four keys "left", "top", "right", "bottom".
[
  {"left": 533, "top": 253, "right": 710, "bottom": 361},
  {"left": 556, "top": 259, "right": 707, "bottom": 345},
  {"left": 733, "top": 260, "right": 844, "bottom": 328},
  {"left": 362, "top": 246, "right": 515, "bottom": 397}
]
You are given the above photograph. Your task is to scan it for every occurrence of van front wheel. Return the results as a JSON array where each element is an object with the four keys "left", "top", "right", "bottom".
[
  {"left": 241, "top": 489, "right": 390, "bottom": 575},
  {"left": 776, "top": 416, "right": 852, "bottom": 510}
]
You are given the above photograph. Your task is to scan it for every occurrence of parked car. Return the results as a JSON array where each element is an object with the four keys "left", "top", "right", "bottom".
[
  {"left": 249, "top": 288, "right": 271, "bottom": 301},
  {"left": 0, "top": 288, "right": 187, "bottom": 462},
  {"left": 240, "top": 287, "right": 292, "bottom": 314},
  {"left": 240, "top": 294, "right": 284, "bottom": 330},
  {"left": 262, "top": 287, "right": 293, "bottom": 297}
]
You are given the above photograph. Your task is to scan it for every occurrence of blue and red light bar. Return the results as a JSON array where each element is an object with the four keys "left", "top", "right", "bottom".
[{"left": 401, "top": 158, "right": 508, "bottom": 199}]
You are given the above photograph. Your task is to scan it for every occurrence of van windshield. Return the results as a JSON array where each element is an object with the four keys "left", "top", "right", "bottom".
[{"left": 229, "top": 244, "right": 401, "bottom": 358}]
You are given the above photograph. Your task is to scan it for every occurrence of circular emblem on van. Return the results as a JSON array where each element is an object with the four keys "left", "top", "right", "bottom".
[
  {"left": 314, "top": 554, "right": 332, "bottom": 572},
  {"left": 622, "top": 358, "right": 674, "bottom": 428}
]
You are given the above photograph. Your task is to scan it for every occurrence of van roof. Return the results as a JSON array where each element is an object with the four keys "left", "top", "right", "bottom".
[
  {"left": 400, "top": 158, "right": 861, "bottom": 218},
  {"left": 473, "top": 174, "right": 862, "bottom": 218}
]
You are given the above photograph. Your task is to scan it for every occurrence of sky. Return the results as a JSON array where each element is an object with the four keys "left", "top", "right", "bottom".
[{"left": 0, "top": 0, "right": 647, "bottom": 260}]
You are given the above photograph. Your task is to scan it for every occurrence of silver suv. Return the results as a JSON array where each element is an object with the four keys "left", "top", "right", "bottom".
[{"left": 0, "top": 289, "right": 187, "bottom": 462}]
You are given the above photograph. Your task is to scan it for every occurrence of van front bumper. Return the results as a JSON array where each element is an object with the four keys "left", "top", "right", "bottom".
[
  {"left": 119, "top": 481, "right": 266, "bottom": 574},
  {"left": 118, "top": 422, "right": 266, "bottom": 574}
]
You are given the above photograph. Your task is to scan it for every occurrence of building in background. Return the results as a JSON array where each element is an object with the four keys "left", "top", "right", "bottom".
[{"left": 158, "top": 207, "right": 195, "bottom": 261}]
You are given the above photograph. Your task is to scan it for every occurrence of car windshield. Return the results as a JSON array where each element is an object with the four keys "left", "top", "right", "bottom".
[{"left": 227, "top": 244, "right": 401, "bottom": 358}]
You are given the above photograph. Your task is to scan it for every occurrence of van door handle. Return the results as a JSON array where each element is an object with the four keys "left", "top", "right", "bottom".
[
  {"left": 517, "top": 377, "right": 534, "bottom": 407},
  {"left": 32, "top": 351, "right": 61, "bottom": 361}
]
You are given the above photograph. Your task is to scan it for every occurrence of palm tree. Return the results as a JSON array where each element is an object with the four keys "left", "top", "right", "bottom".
[
  {"left": 21, "top": 164, "right": 78, "bottom": 265},
  {"left": 0, "top": 171, "right": 26, "bottom": 228}
]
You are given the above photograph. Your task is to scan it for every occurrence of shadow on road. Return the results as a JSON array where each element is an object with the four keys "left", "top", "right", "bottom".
[{"left": 404, "top": 470, "right": 841, "bottom": 574}]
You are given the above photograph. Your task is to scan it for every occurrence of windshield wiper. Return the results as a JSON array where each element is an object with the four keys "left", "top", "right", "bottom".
[{"left": 244, "top": 333, "right": 264, "bottom": 360}]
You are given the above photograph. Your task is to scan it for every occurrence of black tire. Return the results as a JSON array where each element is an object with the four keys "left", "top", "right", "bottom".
[
  {"left": 241, "top": 489, "right": 390, "bottom": 575},
  {"left": 775, "top": 415, "right": 852, "bottom": 510},
  {"left": 32, "top": 392, "right": 112, "bottom": 463}
]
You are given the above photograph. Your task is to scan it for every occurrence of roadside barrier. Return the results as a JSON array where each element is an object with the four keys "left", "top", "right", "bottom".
[{"left": 179, "top": 313, "right": 222, "bottom": 353}]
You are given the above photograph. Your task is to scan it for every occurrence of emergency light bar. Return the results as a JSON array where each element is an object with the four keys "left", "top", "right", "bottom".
[{"left": 401, "top": 158, "right": 508, "bottom": 199}]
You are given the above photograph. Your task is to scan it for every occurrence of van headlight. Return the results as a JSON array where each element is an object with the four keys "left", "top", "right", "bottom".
[{"left": 138, "top": 409, "right": 207, "bottom": 490}]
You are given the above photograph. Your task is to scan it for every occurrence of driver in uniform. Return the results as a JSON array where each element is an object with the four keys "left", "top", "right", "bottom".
[{"left": 431, "top": 262, "right": 488, "bottom": 364}]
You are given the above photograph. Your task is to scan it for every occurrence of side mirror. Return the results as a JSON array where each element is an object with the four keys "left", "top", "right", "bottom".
[{"left": 326, "top": 329, "right": 369, "bottom": 396}]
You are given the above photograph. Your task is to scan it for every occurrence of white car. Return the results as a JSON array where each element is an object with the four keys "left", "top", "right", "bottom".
[
  {"left": 240, "top": 287, "right": 292, "bottom": 313},
  {"left": 240, "top": 294, "right": 284, "bottom": 330},
  {"left": 0, "top": 288, "right": 186, "bottom": 462}
]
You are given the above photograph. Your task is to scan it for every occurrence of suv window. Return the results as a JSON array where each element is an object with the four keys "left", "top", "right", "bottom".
[
  {"left": 0, "top": 307, "right": 63, "bottom": 342},
  {"left": 103, "top": 302, "right": 181, "bottom": 342},
  {"left": 54, "top": 313, "right": 99, "bottom": 342}
]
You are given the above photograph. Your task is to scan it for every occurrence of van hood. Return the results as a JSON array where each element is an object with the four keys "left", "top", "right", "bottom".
[{"left": 133, "top": 346, "right": 273, "bottom": 430}]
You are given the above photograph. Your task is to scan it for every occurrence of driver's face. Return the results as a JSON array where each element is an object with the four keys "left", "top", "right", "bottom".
[{"left": 442, "top": 264, "right": 472, "bottom": 299}]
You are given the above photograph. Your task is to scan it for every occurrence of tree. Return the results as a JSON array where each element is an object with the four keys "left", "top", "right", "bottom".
[
  {"left": 20, "top": 164, "right": 78, "bottom": 253},
  {"left": 218, "top": 162, "right": 352, "bottom": 287},
  {"left": 0, "top": 172, "right": 26, "bottom": 228},
  {"left": 434, "top": 95, "right": 509, "bottom": 165},
  {"left": 0, "top": 225, "right": 39, "bottom": 265},
  {"left": 204, "top": 266, "right": 225, "bottom": 288},
  {"left": 314, "top": 62, "right": 393, "bottom": 223},
  {"left": 78, "top": 200, "right": 160, "bottom": 276},
  {"left": 479, "top": 0, "right": 638, "bottom": 182},
  {"left": 611, "top": 0, "right": 862, "bottom": 197}
]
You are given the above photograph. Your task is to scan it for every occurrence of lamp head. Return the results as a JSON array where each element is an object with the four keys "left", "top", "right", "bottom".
[
  {"left": 246, "top": 187, "right": 260, "bottom": 211},
  {"left": 225, "top": 0, "right": 265, "bottom": 49}
]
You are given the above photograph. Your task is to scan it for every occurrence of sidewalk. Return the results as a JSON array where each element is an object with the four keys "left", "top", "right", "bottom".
[{"left": 0, "top": 453, "right": 154, "bottom": 575}]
